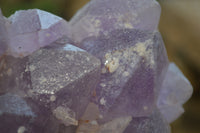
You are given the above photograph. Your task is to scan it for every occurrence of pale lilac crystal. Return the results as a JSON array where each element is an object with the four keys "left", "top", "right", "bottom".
[
  {"left": 157, "top": 63, "right": 193, "bottom": 123},
  {"left": 6, "top": 9, "right": 71, "bottom": 57},
  {"left": 0, "top": 0, "right": 194, "bottom": 132},
  {"left": 70, "top": 0, "right": 161, "bottom": 42},
  {"left": 80, "top": 29, "right": 168, "bottom": 122},
  {"left": 0, "top": 39, "right": 101, "bottom": 132}
]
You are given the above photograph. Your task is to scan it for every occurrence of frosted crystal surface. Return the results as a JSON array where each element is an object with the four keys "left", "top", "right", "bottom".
[
  {"left": 70, "top": 0, "right": 161, "bottom": 42},
  {"left": 0, "top": 0, "right": 193, "bottom": 132}
]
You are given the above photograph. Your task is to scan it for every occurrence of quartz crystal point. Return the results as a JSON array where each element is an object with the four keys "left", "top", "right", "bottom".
[
  {"left": 0, "top": 39, "right": 101, "bottom": 132},
  {"left": 6, "top": 9, "right": 71, "bottom": 57},
  {"left": 157, "top": 63, "right": 193, "bottom": 123},
  {"left": 70, "top": 0, "right": 161, "bottom": 42},
  {"left": 80, "top": 29, "right": 168, "bottom": 122}
]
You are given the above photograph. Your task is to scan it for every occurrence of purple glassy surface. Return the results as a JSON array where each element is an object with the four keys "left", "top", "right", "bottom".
[
  {"left": 157, "top": 63, "right": 193, "bottom": 123},
  {"left": 80, "top": 29, "right": 168, "bottom": 122},
  {"left": 0, "top": 9, "right": 7, "bottom": 56},
  {"left": 0, "top": 0, "right": 194, "bottom": 132},
  {"left": 0, "top": 38, "right": 101, "bottom": 129},
  {"left": 123, "top": 109, "right": 171, "bottom": 133},
  {"left": 0, "top": 93, "right": 60, "bottom": 133},
  {"left": 70, "top": 0, "right": 161, "bottom": 42},
  {"left": 6, "top": 9, "right": 71, "bottom": 57}
]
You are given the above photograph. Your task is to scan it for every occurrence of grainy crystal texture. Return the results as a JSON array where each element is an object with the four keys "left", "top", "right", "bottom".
[
  {"left": 0, "top": 0, "right": 193, "bottom": 132},
  {"left": 70, "top": 0, "right": 161, "bottom": 42}
]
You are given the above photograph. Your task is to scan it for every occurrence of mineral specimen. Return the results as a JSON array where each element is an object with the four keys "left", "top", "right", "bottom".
[
  {"left": 0, "top": 0, "right": 193, "bottom": 133},
  {"left": 0, "top": 41, "right": 101, "bottom": 131},
  {"left": 79, "top": 29, "right": 168, "bottom": 123},
  {"left": 6, "top": 9, "right": 71, "bottom": 57}
]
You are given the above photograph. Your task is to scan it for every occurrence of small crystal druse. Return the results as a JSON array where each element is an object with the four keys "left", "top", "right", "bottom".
[{"left": 0, "top": 0, "right": 193, "bottom": 133}]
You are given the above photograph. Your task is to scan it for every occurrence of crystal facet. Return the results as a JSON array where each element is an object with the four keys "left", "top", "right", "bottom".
[
  {"left": 80, "top": 29, "right": 168, "bottom": 122},
  {"left": 123, "top": 109, "right": 171, "bottom": 133},
  {"left": 0, "top": 39, "right": 101, "bottom": 132},
  {"left": 70, "top": 0, "right": 161, "bottom": 42},
  {"left": 157, "top": 63, "right": 193, "bottom": 123},
  {"left": 0, "top": 0, "right": 193, "bottom": 132},
  {"left": 6, "top": 9, "right": 71, "bottom": 57}
]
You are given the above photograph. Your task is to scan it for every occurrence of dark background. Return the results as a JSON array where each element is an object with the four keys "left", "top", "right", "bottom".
[{"left": 0, "top": 0, "right": 199, "bottom": 132}]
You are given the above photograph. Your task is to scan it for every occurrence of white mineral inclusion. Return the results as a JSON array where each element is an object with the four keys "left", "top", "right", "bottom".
[
  {"left": 17, "top": 126, "right": 26, "bottom": 133},
  {"left": 134, "top": 39, "right": 155, "bottom": 67},
  {"left": 50, "top": 95, "right": 56, "bottom": 102},
  {"left": 37, "top": 9, "right": 62, "bottom": 29},
  {"left": 63, "top": 44, "right": 85, "bottom": 52},
  {"left": 100, "top": 97, "right": 106, "bottom": 105},
  {"left": 98, "top": 116, "right": 132, "bottom": 133},
  {"left": 53, "top": 106, "right": 78, "bottom": 126}
]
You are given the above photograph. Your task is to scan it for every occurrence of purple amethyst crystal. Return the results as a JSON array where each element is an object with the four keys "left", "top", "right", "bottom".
[
  {"left": 157, "top": 63, "right": 193, "bottom": 123},
  {"left": 6, "top": 9, "right": 71, "bottom": 57},
  {"left": 80, "top": 29, "right": 168, "bottom": 122},
  {"left": 27, "top": 42, "right": 101, "bottom": 121},
  {"left": 70, "top": 0, "right": 161, "bottom": 42},
  {"left": 0, "top": 39, "right": 101, "bottom": 132},
  {"left": 0, "top": 0, "right": 193, "bottom": 132}
]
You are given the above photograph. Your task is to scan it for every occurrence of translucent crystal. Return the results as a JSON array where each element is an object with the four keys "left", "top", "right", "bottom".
[
  {"left": 6, "top": 9, "right": 71, "bottom": 57},
  {"left": 0, "top": 39, "right": 101, "bottom": 132},
  {"left": 80, "top": 29, "right": 168, "bottom": 122},
  {"left": 157, "top": 63, "right": 193, "bottom": 123},
  {"left": 70, "top": 0, "right": 161, "bottom": 42},
  {"left": 0, "top": 0, "right": 193, "bottom": 132}
]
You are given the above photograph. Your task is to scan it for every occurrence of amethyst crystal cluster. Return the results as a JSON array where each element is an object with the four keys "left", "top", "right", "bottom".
[{"left": 0, "top": 0, "right": 193, "bottom": 133}]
